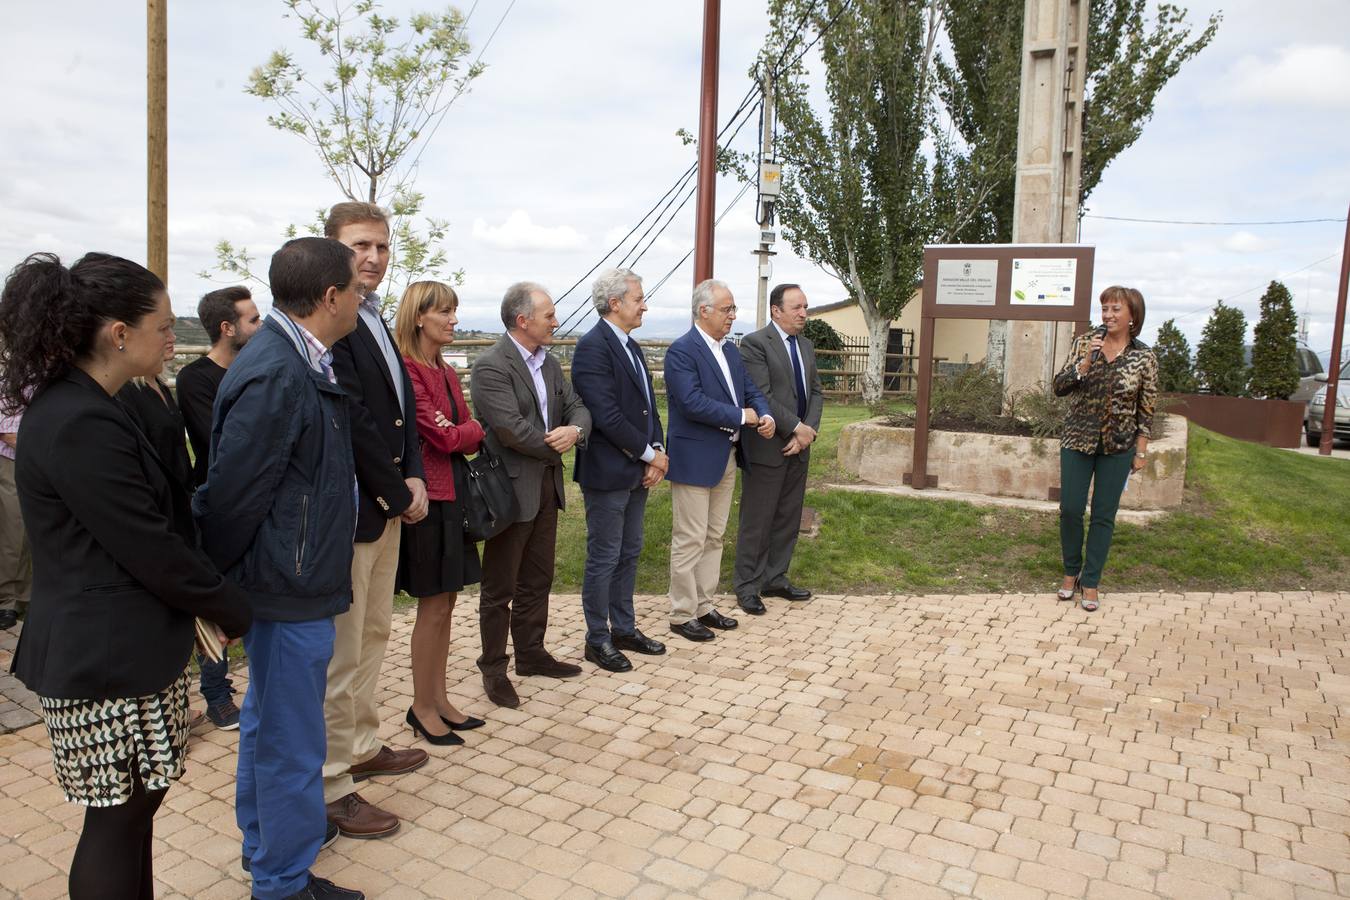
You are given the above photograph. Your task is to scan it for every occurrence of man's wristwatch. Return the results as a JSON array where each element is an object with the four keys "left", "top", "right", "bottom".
[
  {"left": 573, "top": 425, "right": 584, "bottom": 441},
  {"left": 1135, "top": 451, "right": 1147, "bottom": 459}
]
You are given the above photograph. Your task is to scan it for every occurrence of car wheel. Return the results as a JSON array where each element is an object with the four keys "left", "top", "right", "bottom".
[{"left": 1307, "top": 428, "right": 1321, "bottom": 446}]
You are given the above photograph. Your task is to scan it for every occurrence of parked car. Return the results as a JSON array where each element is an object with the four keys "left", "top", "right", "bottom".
[{"left": 1305, "top": 371, "right": 1350, "bottom": 446}]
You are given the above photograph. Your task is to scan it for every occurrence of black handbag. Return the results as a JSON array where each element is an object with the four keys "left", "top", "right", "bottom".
[{"left": 462, "top": 445, "right": 518, "bottom": 542}]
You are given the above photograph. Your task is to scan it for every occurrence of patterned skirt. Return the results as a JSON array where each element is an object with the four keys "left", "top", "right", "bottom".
[{"left": 38, "top": 669, "right": 192, "bottom": 807}]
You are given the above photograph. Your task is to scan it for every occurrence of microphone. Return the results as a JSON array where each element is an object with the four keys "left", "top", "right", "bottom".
[{"left": 1090, "top": 324, "right": 1107, "bottom": 364}]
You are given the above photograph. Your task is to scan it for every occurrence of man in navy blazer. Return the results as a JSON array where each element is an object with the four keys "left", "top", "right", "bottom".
[
  {"left": 571, "top": 268, "right": 670, "bottom": 672},
  {"left": 664, "top": 279, "right": 774, "bottom": 642}
]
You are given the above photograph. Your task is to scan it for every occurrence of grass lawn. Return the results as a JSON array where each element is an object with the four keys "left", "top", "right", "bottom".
[{"left": 545, "top": 411, "right": 1350, "bottom": 595}]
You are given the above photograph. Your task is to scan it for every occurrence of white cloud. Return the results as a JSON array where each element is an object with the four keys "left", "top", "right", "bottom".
[
  {"left": 1221, "top": 231, "right": 1278, "bottom": 253},
  {"left": 471, "top": 210, "right": 586, "bottom": 252},
  {"left": 1221, "top": 44, "right": 1350, "bottom": 108}
]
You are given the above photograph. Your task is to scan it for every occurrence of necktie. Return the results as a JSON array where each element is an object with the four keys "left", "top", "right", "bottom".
[
  {"left": 787, "top": 334, "right": 807, "bottom": 420},
  {"left": 628, "top": 337, "right": 653, "bottom": 442}
]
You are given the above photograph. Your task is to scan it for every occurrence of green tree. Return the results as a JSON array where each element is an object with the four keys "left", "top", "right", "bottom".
[
  {"left": 1194, "top": 302, "right": 1248, "bottom": 396},
  {"left": 937, "top": 0, "right": 1220, "bottom": 243},
  {"left": 205, "top": 0, "right": 484, "bottom": 303},
  {"left": 766, "top": 0, "right": 965, "bottom": 403},
  {"left": 1248, "top": 280, "right": 1300, "bottom": 400},
  {"left": 802, "top": 317, "right": 844, "bottom": 389},
  {"left": 1153, "top": 318, "right": 1196, "bottom": 393}
]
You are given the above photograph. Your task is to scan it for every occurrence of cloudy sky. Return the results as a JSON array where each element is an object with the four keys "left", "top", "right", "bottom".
[{"left": 5, "top": 0, "right": 1349, "bottom": 359}]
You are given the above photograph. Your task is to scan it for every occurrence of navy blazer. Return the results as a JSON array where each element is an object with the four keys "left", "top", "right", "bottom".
[
  {"left": 572, "top": 320, "right": 665, "bottom": 492},
  {"left": 664, "top": 325, "right": 770, "bottom": 488}
]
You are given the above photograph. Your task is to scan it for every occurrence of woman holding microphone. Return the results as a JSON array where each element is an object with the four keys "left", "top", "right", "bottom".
[{"left": 1052, "top": 286, "right": 1158, "bottom": 612}]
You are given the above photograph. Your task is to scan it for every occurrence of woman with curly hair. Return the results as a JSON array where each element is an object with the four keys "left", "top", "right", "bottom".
[{"left": 0, "top": 252, "right": 251, "bottom": 900}]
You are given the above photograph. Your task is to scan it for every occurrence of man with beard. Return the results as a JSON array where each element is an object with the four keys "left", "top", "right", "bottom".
[{"left": 175, "top": 285, "right": 263, "bottom": 730}]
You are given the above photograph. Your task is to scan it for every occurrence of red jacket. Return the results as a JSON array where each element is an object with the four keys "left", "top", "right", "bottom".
[{"left": 404, "top": 357, "right": 484, "bottom": 501}]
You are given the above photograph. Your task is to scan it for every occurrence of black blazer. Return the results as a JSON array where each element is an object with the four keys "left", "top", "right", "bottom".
[
  {"left": 331, "top": 313, "right": 426, "bottom": 542},
  {"left": 11, "top": 368, "right": 251, "bottom": 700}
]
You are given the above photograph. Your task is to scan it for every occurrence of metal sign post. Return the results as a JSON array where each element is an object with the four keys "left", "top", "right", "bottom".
[{"left": 910, "top": 243, "right": 1096, "bottom": 489}]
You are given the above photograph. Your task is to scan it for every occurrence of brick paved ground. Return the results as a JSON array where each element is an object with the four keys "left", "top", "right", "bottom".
[{"left": 1, "top": 590, "right": 1347, "bottom": 899}]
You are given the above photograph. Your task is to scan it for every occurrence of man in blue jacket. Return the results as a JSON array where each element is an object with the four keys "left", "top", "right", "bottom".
[
  {"left": 571, "top": 268, "right": 669, "bottom": 672},
  {"left": 195, "top": 237, "right": 365, "bottom": 900},
  {"left": 664, "top": 279, "right": 773, "bottom": 642}
]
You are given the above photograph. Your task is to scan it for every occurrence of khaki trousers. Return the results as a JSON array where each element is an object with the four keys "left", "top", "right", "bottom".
[
  {"left": 0, "top": 456, "right": 30, "bottom": 613},
  {"left": 668, "top": 451, "right": 737, "bottom": 624},
  {"left": 323, "top": 517, "right": 399, "bottom": 803}
]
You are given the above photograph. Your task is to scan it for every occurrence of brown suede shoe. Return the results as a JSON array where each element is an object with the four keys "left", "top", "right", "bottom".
[
  {"left": 325, "top": 792, "right": 399, "bottom": 839},
  {"left": 483, "top": 674, "right": 520, "bottom": 708},
  {"left": 348, "top": 745, "right": 428, "bottom": 782}
]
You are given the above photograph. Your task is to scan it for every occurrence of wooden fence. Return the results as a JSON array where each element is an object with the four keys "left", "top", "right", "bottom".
[{"left": 169, "top": 335, "right": 938, "bottom": 401}]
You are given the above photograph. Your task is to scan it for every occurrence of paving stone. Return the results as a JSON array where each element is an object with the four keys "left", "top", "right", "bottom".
[{"left": 0, "top": 591, "right": 1344, "bottom": 899}]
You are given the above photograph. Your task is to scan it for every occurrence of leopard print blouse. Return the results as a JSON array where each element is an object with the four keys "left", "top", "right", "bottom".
[{"left": 1052, "top": 332, "right": 1158, "bottom": 455}]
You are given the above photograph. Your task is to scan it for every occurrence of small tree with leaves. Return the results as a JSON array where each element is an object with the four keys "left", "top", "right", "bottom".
[
  {"left": 205, "top": 0, "right": 484, "bottom": 303},
  {"left": 1194, "top": 301, "right": 1248, "bottom": 396},
  {"left": 1248, "top": 280, "right": 1299, "bottom": 400},
  {"left": 802, "top": 318, "right": 844, "bottom": 389},
  {"left": 1153, "top": 318, "right": 1196, "bottom": 393}
]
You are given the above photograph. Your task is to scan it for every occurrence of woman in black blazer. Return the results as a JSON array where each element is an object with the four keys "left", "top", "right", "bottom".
[{"left": 0, "top": 252, "right": 251, "bottom": 900}]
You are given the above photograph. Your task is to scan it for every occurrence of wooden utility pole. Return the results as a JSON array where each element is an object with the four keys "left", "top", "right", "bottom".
[
  {"left": 147, "top": 0, "right": 168, "bottom": 281},
  {"left": 987, "top": 0, "right": 1090, "bottom": 396},
  {"left": 1319, "top": 203, "right": 1349, "bottom": 455},
  {"left": 692, "top": 0, "right": 721, "bottom": 287}
]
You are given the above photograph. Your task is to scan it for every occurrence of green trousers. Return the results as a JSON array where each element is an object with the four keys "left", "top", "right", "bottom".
[{"left": 1059, "top": 445, "right": 1134, "bottom": 589}]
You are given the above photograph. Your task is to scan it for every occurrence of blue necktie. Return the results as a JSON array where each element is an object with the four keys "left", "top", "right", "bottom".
[
  {"left": 787, "top": 335, "right": 807, "bottom": 420},
  {"left": 628, "top": 337, "right": 653, "bottom": 442}
]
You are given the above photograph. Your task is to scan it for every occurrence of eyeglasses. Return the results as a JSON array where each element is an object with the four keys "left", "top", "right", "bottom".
[{"left": 715, "top": 305, "right": 737, "bottom": 315}]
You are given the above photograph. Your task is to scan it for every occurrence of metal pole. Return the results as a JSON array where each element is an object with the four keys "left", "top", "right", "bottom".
[
  {"left": 755, "top": 76, "right": 775, "bottom": 330},
  {"left": 692, "top": 0, "right": 721, "bottom": 287},
  {"left": 147, "top": 0, "right": 168, "bottom": 281},
  {"left": 1318, "top": 203, "right": 1350, "bottom": 455}
]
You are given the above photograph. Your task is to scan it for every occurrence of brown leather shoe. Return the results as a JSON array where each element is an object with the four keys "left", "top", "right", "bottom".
[
  {"left": 483, "top": 674, "right": 520, "bottom": 708},
  {"left": 325, "top": 792, "right": 399, "bottom": 839},
  {"left": 348, "top": 745, "right": 428, "bottom": 782}
]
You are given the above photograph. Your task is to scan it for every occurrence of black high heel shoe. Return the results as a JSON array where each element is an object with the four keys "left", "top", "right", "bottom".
[
  {"left": 406, "top": 708, "right": 464, "bottom": 746},
  {"left": 440, "top": 713, "right": 487, "bottom": 731}
]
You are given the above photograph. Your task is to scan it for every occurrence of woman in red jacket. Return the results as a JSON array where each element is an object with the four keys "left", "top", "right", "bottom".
[{"left": 393, "top": 282, "right": 487, "bottom": 745}]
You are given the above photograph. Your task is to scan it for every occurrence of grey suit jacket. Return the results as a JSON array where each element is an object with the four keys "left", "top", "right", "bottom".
[
  {"left": 739, "top": 323, "right": 824, "bottom": 467},
  {"left": 470, "top": 334, "right": 591, "bottom": 521}
]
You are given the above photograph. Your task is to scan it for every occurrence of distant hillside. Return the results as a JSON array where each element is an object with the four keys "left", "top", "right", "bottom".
[{"left": 175, "top": 316, "right": 210, "bottom": 348}]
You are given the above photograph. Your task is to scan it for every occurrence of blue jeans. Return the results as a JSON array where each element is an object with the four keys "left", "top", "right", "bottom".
[
  {"left": 580, "top": 485, "right": 648, "bottom": 647},
  {"left": 197, "top": 651, "right": 235, "bottom": 708},
  {"left": 237, "top": 617, "right": 335, "bottom": 900}
]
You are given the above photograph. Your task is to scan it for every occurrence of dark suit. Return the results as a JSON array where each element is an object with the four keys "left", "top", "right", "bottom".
[
  {"left": 663, "top": 325, "right": 770, "bottom": 624},
  {"left": 736, "top": 323, "right": 824, "bottom": 597},
  {"left": 323, "top": 305, "right": 424, "bottom": 803},
  {"left": 12, "top": 368, "right": 250, "bottom": 700},
  {"left": 571, "top": 320, "right": 664, "bottom": 647},
  {"left": 470, "top": 334, "right": 591, "bottom": 675}
]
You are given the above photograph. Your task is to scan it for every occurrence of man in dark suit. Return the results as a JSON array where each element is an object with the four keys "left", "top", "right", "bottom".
[
  {"left": 664, "top": 279, "right": 774, "bottom": 642},
  {"left": 322, "top": 202, "right": 428, "bottom": 840},
  {"left": 735, "top": 283, "right": 824, "bottom": 614},
  {"left": 470, "top": 282, "right": 592, "bottom": 707},
  {"left": 571, "top": 269, "right": 669, "bottom": 672}
]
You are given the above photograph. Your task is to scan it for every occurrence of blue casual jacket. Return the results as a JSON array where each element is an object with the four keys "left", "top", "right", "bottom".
[
  {"left": 664, "top": 325, "right": 770, "bottom": 488},
  {"left": 193, "top": 318, "right": 356, "bottom": 622}
]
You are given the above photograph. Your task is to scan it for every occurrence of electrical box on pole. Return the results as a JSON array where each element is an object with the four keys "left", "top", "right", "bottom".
[{"left": 754, "top": 76, "right": 779, "bottom": 329}]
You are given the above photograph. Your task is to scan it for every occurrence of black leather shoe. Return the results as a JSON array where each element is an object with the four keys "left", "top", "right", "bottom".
[
  {"left": 516, "top": 655, "right": 584, "bottom": 678},
  {"left": 406, "top": 708, "right": 465, "bottom": 746},
  {"left": 670, "top": 619, "right": 716, "bottom": 642},
  {"left": 585, "top": 640, "right": 633, "bottom": 672},
  {"left": 762, "top": 584, "right": 812, "bottom": 601},
  {"left": 0, "top": 610, "right": 17, "bottom": 630},
  {"left": 737, "top": 594, "right": 766, "bottom": 615},
  {"left": 613, "top": 629, "right": 666, "bottom": 655},
  {"left": 440, "top": 713, "right": 487, "bottom": 731},
  {"left": 258, "top": 875, "right": 365, "bottom": 900},
  {"left": 698, "top": 609, "right": 739, "bottom": 630}
]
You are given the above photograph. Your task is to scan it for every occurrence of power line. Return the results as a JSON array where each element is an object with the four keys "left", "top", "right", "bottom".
[
  {"left": 646, "top": 179, "right": 758, "bottom": 302},
  {"left": 1084, "top": 214, "right": 1344, "bottom": 226},
  {"left": 1172, "top": 252, "right": 1342, "bottom": 322}
]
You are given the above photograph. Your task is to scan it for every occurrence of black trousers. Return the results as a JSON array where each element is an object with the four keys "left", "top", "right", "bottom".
[
  {"left": 734, "top": 453, "right": 809, "bottom": 596},
  {"left": 477, "top": 473, "right": 558, "bottom": 677}
]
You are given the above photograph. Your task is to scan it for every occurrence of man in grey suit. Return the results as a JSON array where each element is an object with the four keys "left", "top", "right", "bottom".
[
  {"left": 470, "top": 282, "right": 592, "bottom": 708},
  {"left": 734, "top": 283, "right": 824, "bottom": 614}
]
